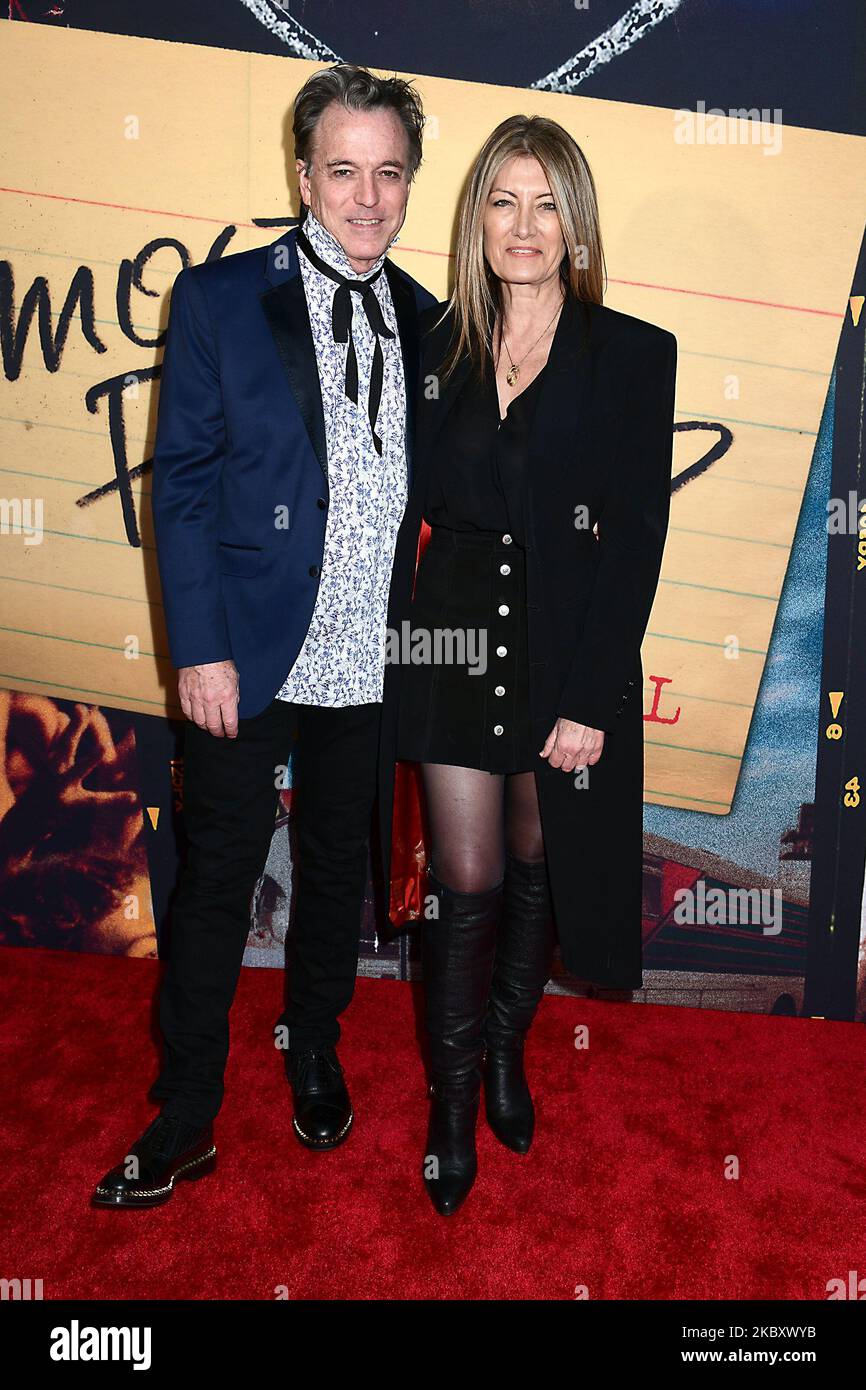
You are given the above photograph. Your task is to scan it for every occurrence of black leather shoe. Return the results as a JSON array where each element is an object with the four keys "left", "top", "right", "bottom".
[
  {"left": 286, "top": 1046, "right": 353, "bottom": 1150},
  {"left": 422, "top": 872, "right": 502, "bottom": 1216},
  {"left": 484, "top": 853, "right": 557, "bottom": 1154},
  {"left": 91, "top": 1114, "right": 216, "bottom": 1208}
]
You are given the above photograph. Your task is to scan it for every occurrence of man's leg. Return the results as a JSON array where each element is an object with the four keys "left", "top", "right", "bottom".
[
  {"left": 154, "top": 698, "right": 296, "bottom": 1125},
  {"left": 93, "top": 699, "right": 295, "bottom": 1207},
  {"left": 280, "top": 701, "right": 381, "bottom": 1048},
  {"left": 278, "top": 701, "right": 381, "bottom": 1148}
]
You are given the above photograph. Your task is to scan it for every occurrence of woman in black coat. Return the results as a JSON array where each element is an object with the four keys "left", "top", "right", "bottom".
[{"left": 378, "top": 114, "right": 677, "bottom": 1216}]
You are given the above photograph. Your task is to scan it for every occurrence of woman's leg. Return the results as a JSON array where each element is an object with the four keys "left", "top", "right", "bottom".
[
  {"left": 504, "top": 768, "right": 545, "bottom": 863},
  {"left": 485, "top": 770, "right": 558, "bottom": 1152},
  {"left": 420, "top": 762, "right": 506, "bottom": 892},
  {"left": 419, "top": 763, "right": 505, "bottom": 1215}
]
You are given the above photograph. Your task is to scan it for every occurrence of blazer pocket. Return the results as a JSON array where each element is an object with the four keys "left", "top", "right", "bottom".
[{"left": 218, "top": 542, "right": 265, "bottom": 577}]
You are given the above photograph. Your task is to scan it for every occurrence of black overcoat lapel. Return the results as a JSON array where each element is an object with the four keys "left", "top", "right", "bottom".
[
  {"left": 526, "top": 293, "right": 593, "bottom": 487},
  {"left": 411, "top": 309, "right": 473, "bottom": 497},
  {"left": 384, "top": 260, "right": 421, "bottom": 482},
  {"left": 259, "top": 263, "right": 328, "bottom": 482}
]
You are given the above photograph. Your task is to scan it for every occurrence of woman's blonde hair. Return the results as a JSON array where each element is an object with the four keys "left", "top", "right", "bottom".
[{"left": 438, "top": 114, "right": 605, "bottom": 380}]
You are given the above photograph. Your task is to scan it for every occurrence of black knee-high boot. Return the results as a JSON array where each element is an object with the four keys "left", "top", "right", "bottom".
[
  {"left": 421, "top": 871, "right": 502, "bottom": 1216},
  {"left": 484, "top": 853, "right": 557, "bottom": 1153}
]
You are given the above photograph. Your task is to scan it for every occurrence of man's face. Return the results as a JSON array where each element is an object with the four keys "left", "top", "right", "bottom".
[{"left": 297, "top": 102, "right": 412, "bottom": 274}]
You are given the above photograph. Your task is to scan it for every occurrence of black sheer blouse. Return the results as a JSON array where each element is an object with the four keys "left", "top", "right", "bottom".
[{"left": 422, "top": 359, "right": 547, "bottom": 546}]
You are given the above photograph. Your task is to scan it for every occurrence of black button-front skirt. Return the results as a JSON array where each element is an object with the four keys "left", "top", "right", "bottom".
[
  {"left": 396, "top": 525, "right": 536, "bottom": 773},
  {"left": 396, "top": 358, "right": 547, "bottom": 775}
]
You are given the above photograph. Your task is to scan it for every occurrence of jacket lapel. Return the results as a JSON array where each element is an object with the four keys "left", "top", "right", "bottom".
[
  {"left": 259, "top": 230, "right": 328, "bottom": 480},
  {"left": 384, "top": 260, "right": 421, "bottom": 484},
  {"left": 529, "top": 293, "right": 593, "bottom": 482},
  {"left": 411, "top": 310, "right": 473, "bottom": 494}
]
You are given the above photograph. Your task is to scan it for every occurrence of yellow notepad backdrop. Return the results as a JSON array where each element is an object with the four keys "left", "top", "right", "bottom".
[{"left": 1, "top": 23, "right": 864, "bottom": 813}]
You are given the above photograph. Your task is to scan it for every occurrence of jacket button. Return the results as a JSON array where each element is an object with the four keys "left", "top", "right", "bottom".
[
  {"left": 493, "top": 724, "right": 504, "bottom": 736},
  {"left": 500, "top": 563, "right": 511, "bottom": 576},
  {"left": 317, "top": 497, "right": 327, "bottom": 509},
  {"left": 309, "top": 565, "right": 320, "bottom": 577},
  {"left": 496, "top": 645, "right": 507, "bottom": 657},
  {"left": 502, "top": 534, "right": 513, "bottom": 545},
  {"left": 498, "top": 604, "right": 510, "bottom": 617},
  {"left": 494, "top": 685, "right": 505, "bottom": 696}
]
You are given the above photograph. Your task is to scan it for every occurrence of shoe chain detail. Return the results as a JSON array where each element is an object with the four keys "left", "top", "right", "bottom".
[
  {"left": 94, "top": 1144, "right": 217, "bottom": 1199},
  {"left": 292, "top": 1110, "right": 353, "bottom": 1147}
]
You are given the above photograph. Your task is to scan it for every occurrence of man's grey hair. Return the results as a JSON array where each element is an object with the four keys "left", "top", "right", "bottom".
[{"left": 293, "top": 63, "right": 425, "bottom": 180}]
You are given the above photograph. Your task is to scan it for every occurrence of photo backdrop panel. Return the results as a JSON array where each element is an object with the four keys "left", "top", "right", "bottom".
[
  {"left": 1, "top": 22, "right": 864, "bottom": 813},
  {"left": 0, "top": 687, "right": 157, "bottom": 956}
]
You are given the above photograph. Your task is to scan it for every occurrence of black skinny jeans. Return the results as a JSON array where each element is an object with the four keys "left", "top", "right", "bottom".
[{"left": 153, "top": 698, "right": 381, "bottom": 1127}]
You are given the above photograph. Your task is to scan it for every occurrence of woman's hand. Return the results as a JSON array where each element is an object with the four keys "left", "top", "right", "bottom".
[{"left": 540, "top": 717, "right": 604, "bottom": 773}]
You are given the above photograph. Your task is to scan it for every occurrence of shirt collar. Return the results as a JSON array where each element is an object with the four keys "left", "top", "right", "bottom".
[{"left": 300, "top": 208, "right": 390, "bottom": 281}]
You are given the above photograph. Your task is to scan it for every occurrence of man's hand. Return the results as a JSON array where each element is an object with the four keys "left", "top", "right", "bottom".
[
  {"left": 178, "top": 660, "right": 240, "bottom": 738},
  {"left": 540, "top": 716, "right": 604, "bottom": 773}
]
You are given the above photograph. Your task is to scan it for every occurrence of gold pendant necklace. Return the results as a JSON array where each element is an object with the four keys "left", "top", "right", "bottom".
[{"left": 501, "top": 297, "right": 564, "bottom": 387}]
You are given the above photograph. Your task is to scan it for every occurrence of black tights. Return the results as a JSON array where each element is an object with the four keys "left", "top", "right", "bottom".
[{"left": 421, "top": 764, "right": 546, "bottom": 894}]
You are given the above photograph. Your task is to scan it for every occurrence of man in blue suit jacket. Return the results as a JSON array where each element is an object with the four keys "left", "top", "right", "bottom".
[{"left": 93, "top": 65, "right": 436, "bottom": 1208}]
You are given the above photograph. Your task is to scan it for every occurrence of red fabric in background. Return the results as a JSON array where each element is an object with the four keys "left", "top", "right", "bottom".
[
  {"left": 2, "top": 944, "right": 864, "bottom": 1301},
  {"left": 388, "top": 760, "right": 428, "bottom": 925},
  {"left": 389, "top": 517, "right": 431, "bottom": 926}
]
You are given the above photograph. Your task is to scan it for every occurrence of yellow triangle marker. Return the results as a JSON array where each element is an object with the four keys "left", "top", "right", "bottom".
[
  {"left": 828, "top": 692, "right": 844, "bottom": 719},
  {"left": 146, "top": 806, "right": 160, "bottom": 830},
  {"left": 850, "top": 296, "right": 864, "bottom": 327}
]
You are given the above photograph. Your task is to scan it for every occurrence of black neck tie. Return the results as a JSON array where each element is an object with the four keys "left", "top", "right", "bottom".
[{"left": 296, "top": 225, "right": 396, "bottom": 456}]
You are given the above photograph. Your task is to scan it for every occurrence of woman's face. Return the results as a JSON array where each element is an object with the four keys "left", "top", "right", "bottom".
[{"left": 482, "top": 154, "right": 565, "bottom": 290}]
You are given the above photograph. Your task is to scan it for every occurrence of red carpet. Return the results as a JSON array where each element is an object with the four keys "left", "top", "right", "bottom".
[{"left": 1, "top": 945, "right": 864, "bottom": 1300}]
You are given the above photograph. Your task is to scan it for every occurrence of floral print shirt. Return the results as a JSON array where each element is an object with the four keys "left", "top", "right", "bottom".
[{"left": 276, "top": 209, "right": 407, "bottom": 706}]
